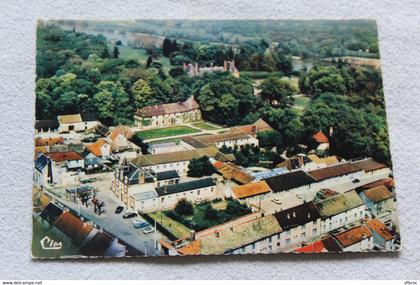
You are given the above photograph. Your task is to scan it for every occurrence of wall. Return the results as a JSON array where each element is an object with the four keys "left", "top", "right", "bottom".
[{"left": 1, "top": 0, "right": 420, "bottom": 280}]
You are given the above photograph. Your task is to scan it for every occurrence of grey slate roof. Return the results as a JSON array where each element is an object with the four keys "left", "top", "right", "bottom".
[
  {"left": 156, "top": 170, "right": 180, "bottom": 181},
  {"left": 273, "top": 202, "right": 321, "bottom": 230},
  {"left": 263, "top": 170, "right": 316, "bottom": 193},
  {"left": 35, "top": 119, "right": 59, "bottom": 131},
  {"left": 155, "top": 177, "right": 215, "bottom": 196},
  {"left": 34, "top": 153, "right": 49, "bottom": 172}
]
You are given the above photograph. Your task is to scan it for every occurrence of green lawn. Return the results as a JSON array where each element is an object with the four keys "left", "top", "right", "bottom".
[
  {"left": 148, "top": 211, "right": 191, "bottom": 239},
  {"left": 293, "top": 95, "right": 311, "bottom": 109},
  {"left": 241, "top": 71, "right": 284, "bottom": 79},
  {"left": 191, "top": 121, "right": 221, "bottom": 130},
  {"left": 118, "top": 46, "right": 171, "bottom": 71},
  {"left": 135, "top": 126, "right": 200, "bottom": 140},
  {"left": 148, "top": 138, "right": 181, "bottom": 145}
]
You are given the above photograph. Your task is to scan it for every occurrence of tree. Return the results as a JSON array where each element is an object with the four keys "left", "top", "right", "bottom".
[
  {"left": 131, "top": 79, "right": 155, "bottom": 109},
  {"left": 187, "top": 156, "right": 216, "bottom": 177},
  {"left": 169, "top": 66, "right": 186, "bottom": 78},
  {"left": 204, "top": 205, "right": 219, "bottom": 220},
  {"left": 146, "top": 56, "right": 153, "bottom": 68},
  {"left": 113, "top": 46, "right": 120, "bottom": 58},
  {"left": 174, "top": 199, "right": 194, "bottom": 216},
  {"left": 260, "top": 77, "right": 296, "bottom": 107}
]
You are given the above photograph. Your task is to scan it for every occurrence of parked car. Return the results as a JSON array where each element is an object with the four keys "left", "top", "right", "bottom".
[
  {"left": 80, "top": 177, "right": 96, "bottom": 183},
  {"left": 271, "top": 198, "right": 282, "bottom": 205},
  {"left": 123, "top": 212, "right": 138, "bottom": 219},
  {"left": 142, "top": 226, "right": 155, "bottom": 234},
  {"left": 132, "top": 219, "right": 149, "bottom": 229},
  {"left": 115, "top": 206, "right": 124, "bottom": 214},
  {"left": 352, "top": 179, "right": 360, "bottom": 183},
  {"left": 296, "top": 194, "right": 304, "bottom": 199}
]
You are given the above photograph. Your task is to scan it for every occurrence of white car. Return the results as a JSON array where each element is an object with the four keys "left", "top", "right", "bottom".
[
  {"left": 142, "top": 226, "right": 155, "bottom": 234},
  {"left": 132, "top": 219, "right": 148, "bottom": 229},
  {"left": 271, "top": 198, "right": 282, "bottom": 205},
  {"left": 296, "top": 194, "right": 304, "bottom": 199}
]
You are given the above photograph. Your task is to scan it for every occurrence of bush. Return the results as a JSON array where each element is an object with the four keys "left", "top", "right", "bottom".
[
  {"left": 174, "top": 198, "right": 194, "bottom": 216},
  {"left": 204, "top": 205, "right": 219, "bottom": 221}
]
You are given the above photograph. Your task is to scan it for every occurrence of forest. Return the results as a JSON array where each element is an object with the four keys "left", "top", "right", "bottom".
[{"left": 35, "top": 22, "right": 391, "bottom": 164}]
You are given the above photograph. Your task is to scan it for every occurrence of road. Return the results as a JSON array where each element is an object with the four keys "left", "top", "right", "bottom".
[{"left": 43, "top": 172, "right": 164, "bottom": 256}]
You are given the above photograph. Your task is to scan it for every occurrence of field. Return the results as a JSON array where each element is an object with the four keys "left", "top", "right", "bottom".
[
  {"left": 191, "top": 121, "right": 221, "bottom": 130},
  {"left": 118, "top": 46, "right": 171, "bottom": 71},
  {"left": 135, "top": 126, "right": 201, "bottom": 140}
]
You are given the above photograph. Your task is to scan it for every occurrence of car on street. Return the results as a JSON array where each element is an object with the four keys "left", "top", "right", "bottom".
[
  {"left": 142, "top": 226, "right": 155, "bottom": 234},
  {"left": 296, "top": 194, "right": 304, "bottom": 199},
  {"left": 352, "top": 179, "right": 360, "bottom": 183},
  {"left": 123, "top": 212, "right": 138, "bottom": 219},
  {"left": 115, "top": 206, "right": 124, "bottom": 214},
  {"left": 132, "top": 219, "right": 150, "bottom": 229},
  {"left": 271, "top": 198, "right": 282, "bottom": 205}
]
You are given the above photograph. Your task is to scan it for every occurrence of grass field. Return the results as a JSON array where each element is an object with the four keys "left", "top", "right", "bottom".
[
  {"left": 293, "top": 95, "right": 311, "bottom": 109},
  {"left": 191, "top": 121, "right": 221, "bottom": 130},
  {"left": 135, "top": 126, "right": 200, "bottom": 140},
  {"left": 148, "top": 211, "right": 191, "bottom": 239},
  {"left": 148, "top": 138, "right": 181, "bottom": 145},
  {"left": 281, "top": 75, "right": 300, "bottom": 90},
  {"left": 241, "top": 71, "right": 284, "bottom": 79},
  {"left": 118, "top": 46, "right": 171, "bottom": 71}
]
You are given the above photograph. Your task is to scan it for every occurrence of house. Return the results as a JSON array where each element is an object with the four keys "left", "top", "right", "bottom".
[
  {"left": 34, "top": 153, "right": 52, "bottom": 187},
  {"left": 183, "top": 60, "right": 239, "bottom": 78},
  {"left": 57, "top": 112, "right": 100, "bottom": 133},
  {"left": 86, "top": 139, "right": 111, "bottom": 158},
  {"left": 35, "top": 119, "right": 60, "bottom": 133},
  {"left": 367, "top": 219, "right": 396, "bottom": 250},
  {"left": 311, "top": 131, "right": 330, "bottom": 151},
  {"left": 234, "top": 118, "right": 274, "bottom": 135},
  {"left": 231, "top": 181, "right": 271, "bottom": 201},
  {"left": 154, "top": 177, "right": 217, "bottom": 210},
  {"left": 155, "top": 170, "right": 180, "bottom": 187},
  {"left": 38, "top": 203, "right": 126, "bottom": 257},
  {"left": 147, "top": 142, "right": 186, "bottom": 154},
  {"left": 295, "top": 236, "right": 343, "bottom": 253},
  {"left": 305, "top": 154, "right": 339, "bottom": 170},
  {"left": 359, "top": 185, "right": 394, "bottom": 216},
  {"left": 130, "top": 146, "right": 231, "bottom": 175},
  {"left": 45, "top": 151, "right": 84, "bottom": 185},
  {"left": 351, "top": 158, "right": 390, "bottom": 177},
  {"left": 35, "top": 137, "right": 64, "bottom": 147},
  {"left": 333, "top": 225, "right": 374, "bottom": 252},
  {"left": 263, "top": 170, "right": 316, "bottom": 198},
  {"left": 84, "top": 157, "right": 103, "bottom": 173},
  {"left": 184, "top": 131, "right": 259, "bottom": 149},
  {"left": 163, "top": 214, "right": 282, "bottom": 255},
  {"left": 134, "top": 97, "right": 201, "bottom": 129},
  {"left": 307, "top": 162, "right": 363, "bottom": 186},
  {"left": 315, "top": 190, "right": 365, "bottom": 234},
  {"left": 214, "top": 162, "right": 254, "bottom": 185},
  {"left": 273, "top": 202, "right": 322, "bottom": 249},
  {"left": 109, "top": 130, "right": 131, "bottom": 153}
]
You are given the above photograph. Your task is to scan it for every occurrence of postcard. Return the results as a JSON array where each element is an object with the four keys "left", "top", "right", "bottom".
[{"left": 32, "top": 19, "right": 400, "bottom": 258}]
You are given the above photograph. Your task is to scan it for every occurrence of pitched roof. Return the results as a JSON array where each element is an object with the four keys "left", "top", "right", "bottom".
[
  {"left": 156, "top": 170, "right": 180, "bottom": 181},
  {"left": 295, "top": 240, "right": 327, "bottom": 253},
  {"left": 155, "top": 177, "right": 215, "bottom": 196},
  {"left": 312, "top": 131, "right": 329, "bottom": 143},
  {"left": 232, "top": 181, "right": 271, "bottom": 199},
  {"left": 57, "top": 114, "right": 82, "bottom": 124},
  {"left": 80, "top": 112, "right": 98, "bottom": 122},
  {"left": 363, "top": 185, "right": 393, "bottom": 203},
  {"left": 34, "top": 153, "right": 49, "bottom": 172},
  {"left": 131, "top": 146, "right": 221, "bottom": 167},
  {"left": 53, "top": 211, "right": 94, "bottom": 245},
  {"left": 177, "top": 240, "right": 201, "bottom": 255},
  {"left": 235, "top": 118, "right": 273, "bottom": 134},
  {"left": 78, "top": 231, "right": 112, "bottom": 256},
  {"left": 352, "top": 158, "right": 387, "bottom": 172},
  {"left": 35, "top": 137, "right": 64, "bottom": 147},
  {"left": 35, "top": 119, "right": 59, "bottom": 130},
  {"left": 86, "top": 139, "right": 107, "bottom": 157},
  {"left": 367, "top": 219, "right": 394, "bottom": 241},
  {"left": 263, "top": 170, "right": 316, "bottom": 193},
  {"left": 136, "top": 97, "right": 199, "bottom": 117},
  {"left": 181, "top": 136, "right": 210, "bottom": 148},
  {"left": 215, "top": 162, "right": 253, "bottom": 184},
  {"left": 109, "top": 130, "right": 122, "bottom": 141},
  {"left": 321, "top": 236, "right": 343, "bottom": 252},
  {"left": 361, "top": 178, "right": 394, "bottom": 190},
  {"left": 334, "top": 225, "right": 372, "bottom": 248},
  {"left": 48, "top": 151, "right": 83, "bottom": 162},
  {"left": 307, "top": 154, "right": 339, "bottom": 165},
  {"left": 195, "top": 131, "right": 252, "bottom": 144},
  {"left": 198, "top": 215, "right": 282, "bottom": 255},
  {"left": 315, "top": 190, "right": 364, "bottom": 218},
  {"left": 40, "top": 203, "right": 64, "bottom": 224},
  {"left": 273, "top": 202, "right": 321, "bottom": 230},
  {"left": 308, "top": 163, "right": 362, "bottom": 181}
]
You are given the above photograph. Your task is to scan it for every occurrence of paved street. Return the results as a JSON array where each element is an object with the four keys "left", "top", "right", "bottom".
[{"left": 44, "top": 172, "right": 164, "bottom": 256}]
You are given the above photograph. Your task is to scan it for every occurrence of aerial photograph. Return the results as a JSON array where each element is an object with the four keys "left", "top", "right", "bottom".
[{"left": 32, "top": 19, "right": 400, "bottom": 258}]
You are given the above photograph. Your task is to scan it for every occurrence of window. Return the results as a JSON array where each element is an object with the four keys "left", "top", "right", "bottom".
[
  {"left": 354, "top": 213, "right": 357, "bottom": 218},
  {"left": 313, "top": 228, "right": 317, "bottom": 235},
  {"left": 286, "top": 238, "right": 291, "bottom": 244},
  {"left": 268, "top": 236, "right": 272, "bottom": 243},
  {"left": 301, "top": 224, "right": 306, "bottom": 230},
  {"left": 252, "top": 244, "right": 256, "bottom": 250},
  {"left": 301, "top": 233, "right": 306, "bottom": 239},
  {"left": 277, "top": 242, "right": 281, "bottom": 247},
  {"left": 277, "top": 233, "right": 281, "bottom": 240},
  {"left": 198, "top": 190, "right": 201, "bottom": 195}
]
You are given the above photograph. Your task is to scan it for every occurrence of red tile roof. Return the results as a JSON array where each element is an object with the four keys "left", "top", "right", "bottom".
[
  {"left": 295, "top": 240, "right": 327, "bottom": 253},
  {"left": 334, "top": 225, "right": 372, "bottom": 248},
  {"left": 363, "top": 185, "right": 394, "bottom": 203},
  {"left": 136, "top": 97, "right": 199, "bottom": 117},
  {"left": 367, "top": 219, "right": 393, "bottom": 241},
  {"left": 352, "top": 158, "right": 387, "bottom": 172},
  {"left": 312, "top": 131, "right": 329, "bottom": 144},
  {"left": 86, "top": 139, "right": 107, "bottom": 157},
  {"left": 53, "top": 211, "right": 93, "bottom": 244},
  {"left": 308, "top": 163, "right": 362, "bottom": 181},
  {"left": 48, "top": 151, "right": 83, "bottom": 162},
  {"left": 232, "top": 181, "right": 271, "bottom": 199},
  {"left": 35, "top": 137, "right": 64, "bottom": 146}
]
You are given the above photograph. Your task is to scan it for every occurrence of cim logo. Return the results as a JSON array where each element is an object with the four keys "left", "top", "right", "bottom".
[{"left": 40, "top": 236, "right": 63, "bottom": 250}]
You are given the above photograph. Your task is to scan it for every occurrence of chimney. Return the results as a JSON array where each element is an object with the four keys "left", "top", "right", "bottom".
[
  {"left": 307, "top": 213, "right": 311, "bottom": 219},
  {"left": 215, "top": 230, "right": 220, "bottom": 238},
  {"left": 223, "top": 60, "right": 227, "bottom": 71},
  {"left": 287, "top": 213, "right": 291, "bottom": 219},
  {"left": 292, "top": 211, "right": 296, "bottom": 218},
  {"left": 190, "top": 230, "right": 196, "bottom": 241}
]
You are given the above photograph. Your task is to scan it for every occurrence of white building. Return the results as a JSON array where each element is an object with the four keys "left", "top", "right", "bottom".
[
  {"left": 57, "top": 112, "right": 100, "bottom": 133},
  {"left": 147, "top": 142, "right": 186, "bottom": 154},
  {"left": 333, "top": 225, "right": 374, "bottom": 252},
  {"left": 181, "top": 131, "right": 259, "bottom": 150}
]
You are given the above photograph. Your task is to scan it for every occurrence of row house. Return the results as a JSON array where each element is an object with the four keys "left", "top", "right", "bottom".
[
  {"left": 57, "top": 112, "right": 100, "bottom": 133},
  {"left": 359, "top": 185, "right": 394, "bottom": 217},
  {"left": 181, "top": 131, "right": 259, "bottom": 149},
  {"left": 333, "top": 225, "right": 374, "bottom": 252}
]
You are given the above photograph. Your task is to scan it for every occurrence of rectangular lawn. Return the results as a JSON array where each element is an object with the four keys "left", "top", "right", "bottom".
[
  {"left": 191, "top": 121, "right": 221, "bottom": 130},
  {"left": 135, "top": 126, "right": 200, "bottom": 140},
  {"left": 147, "top": 211, "right": 191, "bottom": 239}
]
